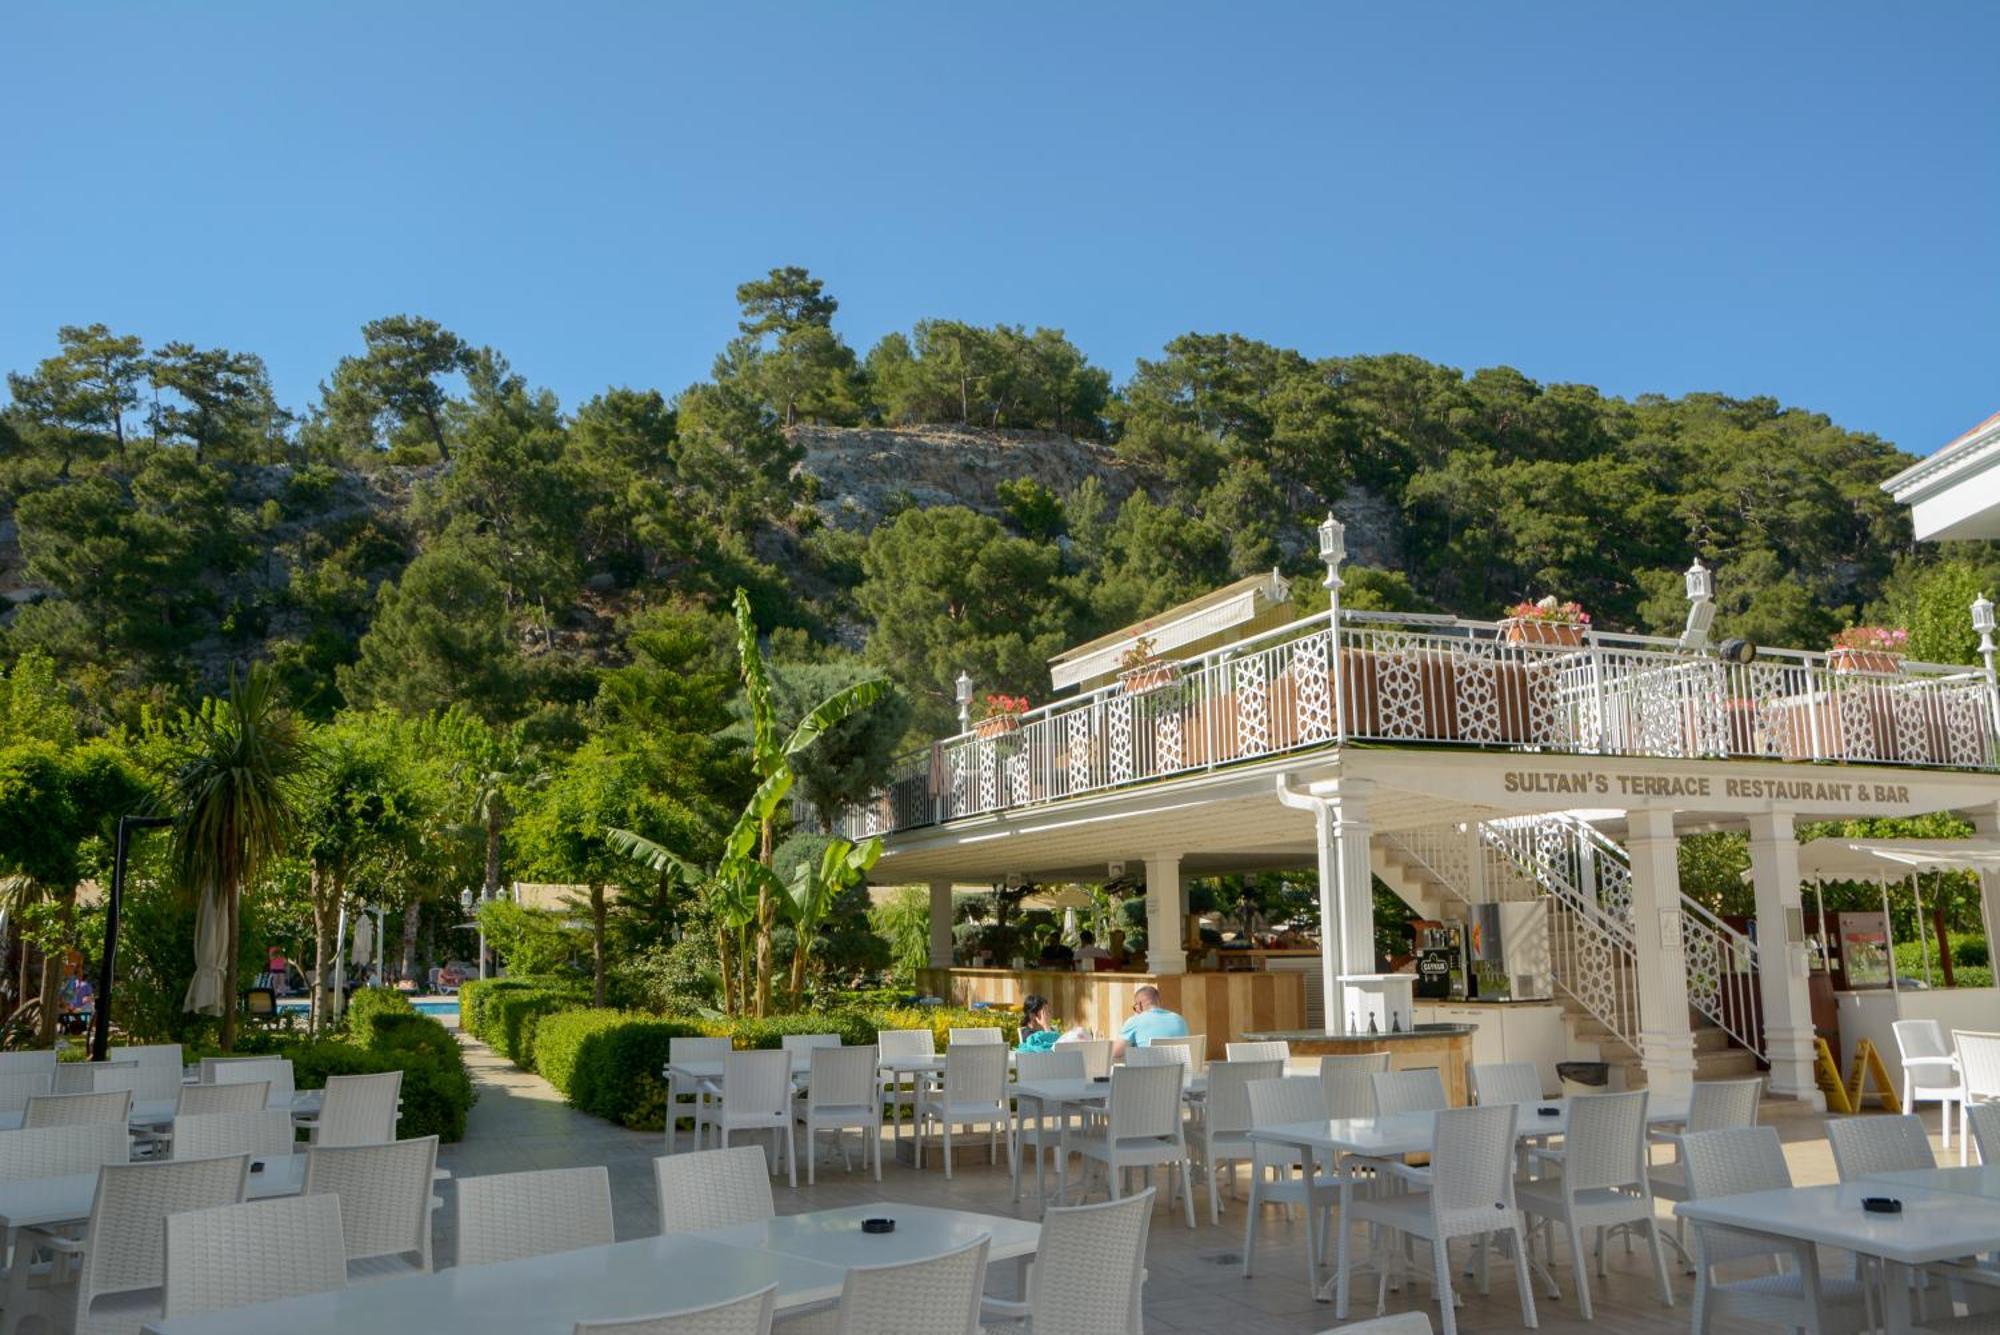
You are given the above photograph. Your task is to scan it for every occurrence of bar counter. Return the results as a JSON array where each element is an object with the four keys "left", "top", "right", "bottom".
[
  {"left": 917, "top": 965, "right": 1306, "bottom": 1059},
  {"left": 1242, "top": 1023, "right": 1480, "bottom": 1104}
]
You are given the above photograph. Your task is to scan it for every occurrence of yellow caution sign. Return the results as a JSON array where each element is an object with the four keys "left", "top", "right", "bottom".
[
  {"left": 1815, "top": 1037, "right": 1853, "bottom": 1114},
  {"left": 1846, "top": 1039, "right": 1902, "bottom": 1114}
]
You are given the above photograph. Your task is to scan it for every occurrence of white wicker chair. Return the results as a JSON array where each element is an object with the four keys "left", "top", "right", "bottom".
[
  {"left": 1227, "top": 1040, "right": 1291, "bottom": 1065},
  {"left": 1680, "top": 1125, "right": 1871, "bottom": 1335},
  {"left": 52, "top": 1060, "right": 136, "bottom": 1095},
  {"left": 0, "top": 1052, "right": 55, "bottom": 1076},
  {"left": 696, "top": 1050, "right": 796, "bottom": 1188},
  {"left": 1469, "top": 1061, "right": 1544, "bottom": 1105},
  {"left": 780, "top": 1034, "right": 842, "bottom": 1056},
  {"left": 175, "top": 1080, "right": 270, "bottom": 1119},
  {"left": 1061, "top": 1039, "right": 1112, "bottom": 1080},
  {"left": 1956, "top": 1032, "right": 2000, "bottom": 1167},
  {"left": 1826, "top": 1113, "right": 1937, "bottom": 1180},
  {"left": 1969, "top": 1102, "right": 2000, "bottom": 1164},
  {"left": 1013, "top": 1049, "right": 1084, "bottom": 1082},
  {"left": 162, "top": 1193, "right": 346, "bottom": 1319},
  {"left": 979, "top": 1189, "right": 1152, "bottom": 1335},
  {"left": 1149, "top": 1035, "right": 1206, "bottom": 1075},
  {"left": 304, "top": 1134, "right": 438, "bottom": 1280},
  {"left": 1515, "top": 1090, "right": 1671, "bottom": 1319},
  {"left": 1321, "top": 1063, "right": 1379, "bottom": 1120},
  {"left": 25, "top": 1088, "right": 131, "bottom": 1129},
  {"left": 654, "top": 1146, "right": 775, "bottom": 1234},
  {"left": 0, "top": 1072, "right": 52, "bottom": 1115},
  {"left": 915, "top": 1042, "right": 1012, "bottom": 1181},
  {"left": 83, "top": 1060, "right": 183, "bottom": 1107},
  {"left": 1122, "top": 1045, "right": 1188, "bottom": 1070},
  {"left": 875, "top": 1028, "right": 935, "bottom": 1146},
  {"left": 110, "top": 1044, "right": 182, "bottom": 1071},
  {"left": 457, "top": 1166, "right": 613, "bottom": 1268},
  {"left": 1370, "top": 1068, "right": 1448, "bottom": 1116},
  {"left": 311, "top": 1071, "right": 402, "bottom": 1147},
  {"left": 834, "top": 1234, "right": 988, "bottom": 1335},
  {"left": 1191, "top": 1059, "right": 1282, "bottom": 1223},
  {"left": 1649, "top": 1077, "right": 1763, "bottom": 1264},
  {"left": 1059, "top": 1063, "right": 1194, "bottom": 1228},
  {"left": 0, "top": 1122, "right": 128, "bottom": 1179},
  {"left": 1346, "top": 1102, "right": 1536, "bottom": 1335},
  {"left": 11, "top": 1153, "right": 249, "bottom": 1335},
  {"left": 1243, "top": 1076, "right": 1343, "bottom": 1285},
  {"left": 209, "top": 1057, "right": 296, "bottom": 1108},
  {"left": 173, "top": 1109, "right": 298, "bottom": 1161},
  {"left": 1894, "top": 1020, "right": 1965, "bottom": 1149},
  {"left": 667, "top": 1036, "right": 733, "bottom": 1153},
  {"left": 795, "top": 1046, "right": 881, "bottom": 1184},
  {"left": 573, "top": 1284, "right": 776, "bottom": 1335},
  {"left": 946, "top": 1026, "right": 1005, "bottom": 1047}
]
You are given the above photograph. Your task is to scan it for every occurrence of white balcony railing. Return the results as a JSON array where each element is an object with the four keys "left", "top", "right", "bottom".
[{"left": 834, "top": 611, "right": 2000, "bottom": 839}]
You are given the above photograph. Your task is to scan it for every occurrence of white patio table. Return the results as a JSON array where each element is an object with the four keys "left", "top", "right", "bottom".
[
  {"left": 1674, "top": 1180, "right": 2000, "bottom": 1335},
  {"left": 1246, "top": 1091, "right": 1692, "bottom": 1309},
  {"left": 697, "top": 1201, "right": 1039, "bottom": 1296},
  {"left": 142, "top": 1234, "right": 848, "bottom": 1335},
  {"left": 1861, "top": 1165, "right": 2000, "bottom": 1201},
  {"left": 0, "top": 1091, "right": 323, "bottom": 1134}
]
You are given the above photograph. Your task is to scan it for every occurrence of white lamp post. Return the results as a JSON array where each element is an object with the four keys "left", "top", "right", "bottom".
[
  {"left": 1317, "top": 513, "right": 1347, "bottom": 741},
  {"left": 954, "top": 671, "right": 974, "bottom": 734},
  {"left": 1974, "top": 594, "right": 1999, "bottom": 741},
  {"left": 1680, "top": 558, "right": 1716, "bottom": 651}
]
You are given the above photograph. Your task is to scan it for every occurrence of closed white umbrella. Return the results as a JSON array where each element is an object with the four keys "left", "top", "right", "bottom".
[
  {"left": 183, "top": 883, "right": 227, "bottom": 1015},
  {"left": 350, "top": 911, "right": 374, "bottom": 968}
]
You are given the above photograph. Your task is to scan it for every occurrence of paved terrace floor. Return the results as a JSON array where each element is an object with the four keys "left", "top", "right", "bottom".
[{"left": 437, "top": 1038, "right": 1912, "bottom": 1334}]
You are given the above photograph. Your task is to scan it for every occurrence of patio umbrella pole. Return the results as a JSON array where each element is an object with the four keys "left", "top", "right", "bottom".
[{"left": 91, "top": 814, "right": 173, "bottom": 1062}]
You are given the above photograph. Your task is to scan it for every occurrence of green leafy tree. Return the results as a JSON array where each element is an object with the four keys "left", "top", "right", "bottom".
[
  {"left": 147, "top": 343, "right": 286, "bottom": 463},
  {"left": 774, "top": 831, "right": 882, "bottom": 1005},
  {"left": 322, "top": 315, "right": 475, "bottom": 461},
  {"left": 5, "top": 324, "right": 146, "bottom": 474},
  {"left": 763, "top": 661, "right": 909, "bottom": 832},
  {"left": 339, "top": 545, "right": 529, "bottom": 721}
]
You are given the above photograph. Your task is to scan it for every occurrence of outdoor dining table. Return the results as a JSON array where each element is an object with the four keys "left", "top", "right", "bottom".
[
  {"left": 141, "top": 1201, "right": 1041, "bottom": 1335},
  {"left": 1675, "top": 1177, "right": 2000, "bottom": 1335},
  {"left": 1245, "top": 1091, "right": 1693, "bottom": 1309},
  {"left": 0, "top": 1090, "right": 325, "bottom": 1135},
  {"left": 1009, "top": 1072, "right": 1209, "bottom": 1209}
]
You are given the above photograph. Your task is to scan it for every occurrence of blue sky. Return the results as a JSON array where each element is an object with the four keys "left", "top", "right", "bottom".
[{"left": 5, "top": 3, "right": 1995, "bottom": 455}]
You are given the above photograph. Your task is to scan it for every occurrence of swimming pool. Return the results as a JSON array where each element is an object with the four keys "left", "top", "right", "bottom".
[{"left": 275, "top": 997, "right": 460, "bottom": 1018}]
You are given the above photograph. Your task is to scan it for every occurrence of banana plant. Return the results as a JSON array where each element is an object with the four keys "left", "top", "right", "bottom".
[
  {"left": 784, "top": 836, "right": 883, "bottom": 1007},
  {"left": 605, "top": 823, "right": 773, "bottom": 1017}
]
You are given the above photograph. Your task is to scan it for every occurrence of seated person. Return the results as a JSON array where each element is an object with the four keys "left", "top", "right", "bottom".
[
  {"left": 1074, "top": 930, "right": 1111, "bottom": 967},
  {"left": 1111, "top": 984, "right": 1188, "bottom": 1059},
  {"left": 1017, "top": 994, "right": 1061, "bottom": 1052},
  {"left": 1038, "top": 938, "right": 1074, "bottom": 967}
]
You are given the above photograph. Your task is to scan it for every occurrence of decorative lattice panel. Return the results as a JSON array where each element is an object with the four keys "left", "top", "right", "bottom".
[
  {"left": 1108, "top": 697, "right": 1135, "bottom": 784},
  {"left": 1155, "top": 708, "right": 1184, "bottom": 772},
  {"left": 1370, "top": 634, "right": 1427, "bottom": 740},
  {"left": 977, "top": 742, "right": 998, "bottom": 812},
  {"left": 1294, "top": 635, "right": 1334, "bottom": 743},
  {"left": 1837, "top": 682, "right": 1881, "bottom": 762},
  {"left": 1008, "top": 752, "right": 1031, "bottom": 806},
  {"left": 1066, "top": 713, "right": 1092, "bottom": 795},
  {"left": 1454, "top": 641, "right": 1502, "bottom": 744},
  {"left": 1234, "top": 656, "right": 1272, "bottom": 754}
]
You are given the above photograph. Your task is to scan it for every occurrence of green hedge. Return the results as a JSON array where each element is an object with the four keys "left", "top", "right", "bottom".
[
  {"left": 460, "top": 978, "right": 587, "bottom": 1068},
  {"left": 527, "top": 1005, "right": 1018, "bottom": 1131}
]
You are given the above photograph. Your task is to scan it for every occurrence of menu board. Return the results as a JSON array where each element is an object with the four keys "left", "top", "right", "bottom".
[{"left": 1837, "top": 910, "right": 1892, "bottom": 989}]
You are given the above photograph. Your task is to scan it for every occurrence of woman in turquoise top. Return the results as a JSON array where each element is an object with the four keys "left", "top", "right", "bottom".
[{"left": 1017, "top": 994, "right": 1061, "bottom": 1052}]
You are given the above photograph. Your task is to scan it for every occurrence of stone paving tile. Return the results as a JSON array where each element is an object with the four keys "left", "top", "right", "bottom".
[{"left": 438, "top": 1035, "right": 1944, "bottom": 1333}]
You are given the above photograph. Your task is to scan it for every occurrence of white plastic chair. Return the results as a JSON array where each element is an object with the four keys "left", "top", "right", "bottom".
[
  {"left": 666, "top": 1036, "right": 732, "bottom": 1153},
  {"left": 795, "top": 1046, "right": 881, "bottom": 1184},
  {"left": 0, "top": 1052, "right": 55, "bottom": 1076},
  {"left": 1826, "top": 1113, "right": 1937, "bottom": 1180},
  {"left": 1192, "top": 1059, "right": 1282, "bottom": 1222},
  {"left": 1149, "top": 1034, "right": 1206, "bottom": 1075},
  {"left": 1371, "top": 1068, "right": 1448, "bottom": 1116},
  {"left": 875, "top": 1028, "right": 936, "bottom": 1145},
  {"left": 780, "top": 1033, "right": 842, "bottom": 1059},
  {"left": 24, "top": 1088, "right": 131, "bottom": 1128},
  {"left": 1894, "top": 1020, "right": 1965, "bottom": 1149},
  {"left": 304, "top": 1134, "right": 439, "bottom": 1280},
  {"left": 1060, "top": 1038, "right": 1113, "bottom": 1080},
  {"left": 1122, "top": 1045, "right": 1190, "bottom": 1070},
  {"left": 0, "top": 1072, "right": 52, "bottom": 1115},
  {"left": 1227, "top": 1040, "right": 1291, "bottom": 1065},
  {"left": 10, "top": 1154, "right": 249, "bottom": 1335},
  {"left": 51, "top": 1060, "right": 136, "bottom": 1095},
  {"left": 210, "top": 1057, "right": 296, "bottom": 1108},
  {"left": 1346, "top": 1102, "right": 1537, "bottom": 1335},
  {"left": 833, "top": 1234, "right": 988, "bottom": 1335},
  {"left": 1955, "top": 1031, "right": 2000, "bottom": 1166},
  {"left": 1470, "top": 1061, "right": 1544, "bottom": 1105},
  {"left": 653, "top": 1146, "right": 774, "bottom": 1234},
  {"left": 312, "top": 1070, "right": 403, "bottom": 1147},
  {"left": 1060, "top": 1063, "right": 1194, "bottom": 1228},
  {"left": 1681, "top": 1126, "right": 1871, "bottom": 1335},
  {"left": 110, "top": 1044, "right": 182, "bottom": 1071},
  {"left": 947, "top": 1026, "right": 1005, "bottom": 1046},
  {"left": 1321, "top": 1063, "right": 1379, "bottom": 1120},
  {"left": 174, "top": 1109, "right": 298, "bottom": 1160},
  {"left": 916, "top": 1042, "right": 1013, "bottom": 1180},
  {"left": 1515, "top": 1090, "right": 1672, "bottom": 1319},
  {"left": 162, "top": 1192, "right": 346, "bottom": 1318},
  {"left": 979, "top": 1189, "right": 1152, "bottom": 1335},
  {"left": 0, "top": 1122, "right": 128, "bottom": 1179},
  {"left": 574, "top": 1284, "right": 776, "bottom": 1335},
  {"left": 1969, "top": 1102, "right": 2000, "bottom": 1164},
  {"left": 699, "top": 1050, "right": 797, "bottom": 1188},
  {"left": 1649, "top": 1076, "right": 1763, "bottom": 1262},
  {"left": 1243, "top": 1076, "right": 1343, "bottom": 1286},
  {"left": 457, "top": 1166, "right": 613, "bottom": 1268},
  {"left": 1014, "top": 1049, "right": 1084, "bottom": 1082},
  {"left": 175, "top": 1080, "right": 271, "bottom": 1119}
]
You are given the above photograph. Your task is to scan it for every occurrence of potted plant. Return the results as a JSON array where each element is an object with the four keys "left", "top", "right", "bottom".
[
  {"left": 1116, "top": 635, "right": 1179, "bottom": 694},
  {"left": 1828, "top": 625, "right": 1908, "bottom": 674},
  {"left": 1501, "top": 596, "right": 1591, "bottom": 647},
  {"left": 973, "top": 692, "right": 1031, "bottom": 739}
]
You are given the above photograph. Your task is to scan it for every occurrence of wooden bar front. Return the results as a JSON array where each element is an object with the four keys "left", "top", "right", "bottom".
[{"left": 917, "top": 967, "right": 1306, "bottom": 1059}]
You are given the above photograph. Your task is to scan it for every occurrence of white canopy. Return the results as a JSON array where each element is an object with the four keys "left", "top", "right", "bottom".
[{"left": 1782, "top": 838, "right": 2000, "bottom": 881}]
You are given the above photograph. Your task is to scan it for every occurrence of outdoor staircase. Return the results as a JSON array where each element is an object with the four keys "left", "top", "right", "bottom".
[{"left": 1376, "top": 812, "right": 1766, "bottom": 1089}]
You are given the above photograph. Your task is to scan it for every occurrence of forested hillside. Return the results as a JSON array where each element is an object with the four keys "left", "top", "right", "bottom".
[{"left": 2, "top": 267, "right": 1990, "bottom": 741}]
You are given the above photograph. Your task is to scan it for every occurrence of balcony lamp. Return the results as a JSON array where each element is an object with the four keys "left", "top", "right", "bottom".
[
  {"left": 1684, "top": 559, "right": 1713, "bottom": 603},
  {"left": 1973, "top": 594, "right": 1996, "bottom": 640},
  {"left": 1679, "top": 558, "right": 1715, "bottom": 652},
  {"left": 1317, "top": 512, "right": 1346, "bottom": 593},
  {"left": 955, "top": 670, "right": 974, "bottom": 731}
]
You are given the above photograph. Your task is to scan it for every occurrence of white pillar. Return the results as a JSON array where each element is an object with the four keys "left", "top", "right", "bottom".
[
  {"left": 1332, "top": 784, "right": 1376, "bottom": 976},
  {"left": 927, "top": 880, "right": 955, "bottom": 969},
  {"left": 1971, "top": 806, "right": 2000, "bottom": 953},
  {"left": 1747, "top": 811, "right": 1822, "bottom": 1107},
  {"left": 1145, "top": 853, "right": 1185, "bottom": 975},
  {"left": 1626, "top": 808, "right": 1697, "bottom": 1093},
  {"left": 1308, "top": 802, "right": 1344, "bottom": 1029}
]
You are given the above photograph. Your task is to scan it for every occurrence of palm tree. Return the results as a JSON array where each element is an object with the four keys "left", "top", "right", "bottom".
[{"left": 163, "top": 664, "right": 307, "bottom": 1050}]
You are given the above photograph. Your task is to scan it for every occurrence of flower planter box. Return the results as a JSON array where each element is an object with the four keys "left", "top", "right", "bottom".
[
  {"left": 1118, "top": 663, "right": 1180, "bottom": 695},
  {"left": 1501, "top": 618, "right": 1587, "bottom": 648},
  {"left": 972, "top": 715, "right": 1021, "bottom": 741},
  {"left": 1828, "top": 647, "right": 1903, "bottom": 675}
]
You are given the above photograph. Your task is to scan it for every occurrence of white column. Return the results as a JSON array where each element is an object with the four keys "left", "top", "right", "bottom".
[
  {"left": 1747, "top": 811, "right": 1822, "bottom": 1107},
  {"left": 1971, "top": 806, "right": 2000, "bottom": 953},
  {"left": 927, "top": 880, "right": 955, "bottom": 969},
  {"left": 1309, "top": 801, "right": 1344, "bottom": 1030},
  {"left": 1332, "top": 784, "right": 1376, "bottom": 976},
  {"left": 1626, "top": 808, "right": 1698, "bottom": 1093},
  {"left": 1145, "top": 853, "right": 1185, "bottom": 975}
]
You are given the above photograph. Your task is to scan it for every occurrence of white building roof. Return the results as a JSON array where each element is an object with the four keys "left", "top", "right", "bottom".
[
  {"left": 1047, "top": 569, "right": 1293, "bottom": 692},
  {"left": 1881, "top": 409, "right": 2000, "bottom": 542}
]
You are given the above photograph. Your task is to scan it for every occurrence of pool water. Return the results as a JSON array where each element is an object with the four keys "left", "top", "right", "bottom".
[{"left": 275, "top": 997, "right": 460, "bottom": 1017}]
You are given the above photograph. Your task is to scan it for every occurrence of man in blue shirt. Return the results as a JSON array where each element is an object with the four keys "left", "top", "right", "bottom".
[{"left": 1113, "top": 985, "right": 1189, "bottom": 1059}]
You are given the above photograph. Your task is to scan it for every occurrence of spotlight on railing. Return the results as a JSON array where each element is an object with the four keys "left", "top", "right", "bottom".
[{"left": 1718, "top": 637, "right": 1757, "bottom": 666}]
